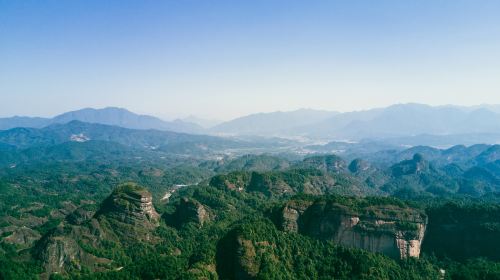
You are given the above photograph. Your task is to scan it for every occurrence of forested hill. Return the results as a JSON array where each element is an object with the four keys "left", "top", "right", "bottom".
[
  {"left": 1, "top": 139, "right": 500, "bottom": 278},
  {"left": 0, "top": 121, "right": 295, "bottom": 165}
]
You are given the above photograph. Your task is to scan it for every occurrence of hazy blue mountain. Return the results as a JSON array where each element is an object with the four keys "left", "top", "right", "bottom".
[
  {"left": 360, "top": 144, "right": 493, "bottom": 168},
  {"left": 290, "top": 107, "right": 385, "bottom": 138},
  {"left": 0, "top": 116, "right": 51, "bottom": 130},
  {"left": 371, "top": 133, "right": 500, "bottom": 148},
  {"left": 211, "top": 108, "right": 338, "bottom": 136},
  {"left": 51, "top": 107, "right": 204, "bottom": 133},
  {"left": 466, "top": 104, "right": 500, "bottom": 114},
  {"left": 181, "top": 115, "right": 222, "bottom": 129},
  {"left": 5, "top": 104, "right": 500, "bottom": 143},
  {"left": 205, "top": 104, "right": 500, "bottom": 144},
  {"left": 392, "top": 144, "right": 500, "bottom": 168},
  {"left": 305, "top": 104, "right": 500, "bottom": 140},
  {"left": 214, "top": 104, "right": 500, "bottom": 143},
  {"left": 0, "top": 107, "right": 205, "bottom": 134}
]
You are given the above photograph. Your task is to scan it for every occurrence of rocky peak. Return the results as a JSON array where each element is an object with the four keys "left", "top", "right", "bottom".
[
  {"left": 96, "top": 183, "right": 160, "bottom": 241},
  {"left": 34, "top": 184, "right": 159, "bottom": 276},
  {"left": 34, "top": 225, "right": 111, "bottom": 276},
  {"left": 97, "top": 183, "right": 159, "bottom": 223},
  {"left": 171, "top": 198, "right": 210, "bottom": 227},
  {"left": 391, "top": 153, "right": 432, "bottom": 176}
]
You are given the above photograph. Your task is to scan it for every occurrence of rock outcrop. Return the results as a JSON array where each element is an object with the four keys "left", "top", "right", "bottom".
[
  {"left": 171, "top": 198, "right": 210, "bottom": 227},
  {"left": 66, "top": 205, "right": 96, "bottom": 225},
  {"left": 391, "top": 153, "right": 432, "bottom": 177},
  {"left": 35, "top": 183, "right": 160, "bottom": 276},
  {"left": 35, "top": 226, "right": 111, "bottom": 276},
  {"left": 2, "top": 226, "right": 41, "bottom": 247},
  {"left": 95, "top": 183, "right": 160, "bottom": 242},
  {"left": 279, "top": 198, "right": 427, "bottom": 259}
]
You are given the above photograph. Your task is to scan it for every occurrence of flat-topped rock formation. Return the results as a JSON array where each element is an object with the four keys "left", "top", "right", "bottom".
[{"left": 279, "top": 197, "right": 427, "bottom": 259}]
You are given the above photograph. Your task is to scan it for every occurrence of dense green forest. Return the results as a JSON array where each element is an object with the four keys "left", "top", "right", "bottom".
[{"left": 1, "top": 126, "right": 500, "bottom": 279}]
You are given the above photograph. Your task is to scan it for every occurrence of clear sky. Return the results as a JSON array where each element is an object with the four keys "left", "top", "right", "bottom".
[{"left": 1, "top": 0, "right": 500, "bottom": 120}]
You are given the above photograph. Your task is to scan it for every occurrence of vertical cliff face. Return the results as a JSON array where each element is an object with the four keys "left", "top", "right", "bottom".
[
  {"left": 97, "top": 183, "right": 160, "bottom": 225},
  {"left": 396, "top": 224, "right": 426, "bottom": 259},
  {"left": 96, "top": 183, "right": 160, "bottom": 242},
  {"left": 280, "top": 198, "right": 427, "bottom": 259},
  {"left": 170, "top": 198, "right": 210, "bottom": 228},
  {"left": 35, "top": 183, "right": 160, "bottom": 275}
]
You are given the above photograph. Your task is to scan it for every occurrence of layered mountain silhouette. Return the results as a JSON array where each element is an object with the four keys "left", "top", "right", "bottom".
[
  {"left": 212, "top": 104, "right": 500, "bottom": 143},
  {"left": 4, "top": 104, "right": 500, "bottom": 145},
  {"left": 210, "top": 108, "right": 338, "bottom": 136},
  {"left": 0, "top": 107, "right": 203, "bottom": 133},
  {"left": 0, "top": 120, "right": 215, "bottom": 149}
]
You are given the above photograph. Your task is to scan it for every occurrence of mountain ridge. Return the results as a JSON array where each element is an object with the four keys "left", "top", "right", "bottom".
[
  {"left": 0, "top": 107, "right": 204, "bottom": 134},
  {"left": 210, "top": 108, "right": 338, "bottom": 136},
  {"left": 4, "top": 103, "right": 500, "bottom": 144},
  {"left": 211, "top": 104, "right": 500, "bottom": 142}
]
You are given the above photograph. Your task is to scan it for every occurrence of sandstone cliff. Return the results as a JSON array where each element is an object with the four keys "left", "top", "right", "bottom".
[
  {"left": 279, "top": 198, "right": 427, "bottom": 259},
  {"left": 95, "top": 183, "right": 160, "bottom": 242},
  {"left": 35, "top": 225, "right": 111, "bottom": 276},
  {"left": 35, "top": 183, "right": 160, "bottom": 275}
]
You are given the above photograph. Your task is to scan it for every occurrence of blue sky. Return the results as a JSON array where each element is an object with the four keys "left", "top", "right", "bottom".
[{"left": 1, "top": 0, "right": 500, "bottom": 120}]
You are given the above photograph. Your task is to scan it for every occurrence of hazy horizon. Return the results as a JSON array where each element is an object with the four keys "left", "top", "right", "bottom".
[
  {"left": 3, "top": 2, "right": 500, "bottom": 278},
  {"left": 2, "top": 1, "right": 500, "bottom": 120},
  {"left": 3, "top": 102, "right": 500, "bottom": 123}
]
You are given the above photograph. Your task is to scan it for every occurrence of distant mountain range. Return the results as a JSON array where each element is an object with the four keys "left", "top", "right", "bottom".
[
  {"left": 303, "top": 104, "right": 500, "bottom": 140},
  {"left": 181, "top": 115, "right": 222, "bottom": 129},
  {"left": 3, "top": 104, "right": 500, "bottom": 145},
  {"left": 0, "top": 107, "right": 204, "bottom": 134},
  {"left": 211, "top": 104, "right": 500, "bottom": 144},
  {"left": 210, "top": 108, "right": 338, "bottom": 136}
]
